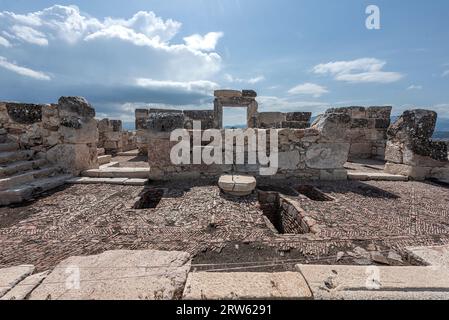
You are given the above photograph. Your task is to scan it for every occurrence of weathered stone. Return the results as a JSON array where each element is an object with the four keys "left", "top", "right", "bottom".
[
  {"left": 305, "top": 143, "right": 350, "bottom": 169},
  {"left": 214, "top": 90, "right": 242, "bottom": 98},
  {"left": 182, "top": 272, "right": 312, "bottom": 300},
  {"left": 29, "top": 250, "right": 191, "bottom": 300},
  {"left": 1, "top": 271, "right": 49, "bottom": 300},
  {"left": 406, "top": 245, "right": 449, "bottom": 267},
  {"left": 147, "top": 112, "right": 184, "bottom": 132},
  {"left": 0, "top": 265, "right": 35, "bottom": 298},
  {"left": 60, "top": 118, "right": 98, "bottom": 144},
  {"left": 6, "top": 103, "right": 42, "bottom": 124},
  {"left": 242, "top": 89, "right": 257, "bottom": 98},
  {"left": 47, "top": 144, "right": 98, "bottom": 174},
  {"left": 371, "top": 252, "right": 389, "bottom": 265},
  {"left": 58, "top": 96, "right": 95, "bottom": 118},
  {"left": 278, "top": 151, "right": 300, "bottom": 170},
  {"left": 296, "top": 264, "right": 449, "bottom": 300},
  {"left": 286, "top": 112, "right": 312, "bottom": 122}
]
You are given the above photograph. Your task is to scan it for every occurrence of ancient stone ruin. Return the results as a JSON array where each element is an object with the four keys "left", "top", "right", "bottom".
[
  {"left": 1, "top": 90, "right": 448, "bottom": 206},
  {"left": 97, "top": 118, "right": 137, "bottom": 155},
  {"left": 384, "top": 109, "right": 449, "bottom": 180}
]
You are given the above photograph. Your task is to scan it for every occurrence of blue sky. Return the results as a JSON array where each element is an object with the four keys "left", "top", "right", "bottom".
[{"left": 1, "top": 0, "right": 449, "bottom": 129}]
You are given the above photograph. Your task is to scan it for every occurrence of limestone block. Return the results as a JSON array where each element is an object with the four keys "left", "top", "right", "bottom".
[
  {"left": 384, "top": 141, "right": 403, "bottom": 163},
  {"left": 47, "top": 144, "right": 98, "bottom": 174},
  {"left": 1, "top": 271, "right": 49, "bottom": 300},
  {"left": 305, "top": 143, "right": 350, "bottom": 169},
  {"left": 278, "top": 151, "right": 300, "bottom": 170},
  {"left": 296, "top": 264, "right": 449, "bottom": 300},
  {"left": 58, "top": 96, "right": 95, "bottom": 119},
  {"left": 349, "top": 143, "right": 373, "bottom": 156},
  {"left": 214, "top": 90, "right": 242, "bottom": 98},
  {"left": 29, "top": 250, "right": 191, "bottom": 300},
  {"left": 183, "top": 272, "right": 312, "bottom": 300},
  {"left": 384, "top": 163, "right": 431, "bottom": 180},
  {"left": 60, "top": 118, "right": 98, "bottom": 144},
  {"left": 0, "top": 265, "right": 35, "bottom": 298},
  {"left": 430, "top": 166, "right": 449, "bottom": 180}
]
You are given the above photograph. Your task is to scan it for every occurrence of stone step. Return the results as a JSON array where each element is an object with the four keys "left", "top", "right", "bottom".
[
  {"left": 98, "top": 155, "right": 112, "bottom": 165},
  {"left": 0, "top": 159, "right": 48, "bottom": 178},
  {"left": 0, "top": 174, "right": 72, "bottom": 206},
  {"left": 0, "top": 166, "right": 61, "bottom": 191},
  {"left": 0, "top": 150, "right": 35, "bottom": 165},
  {"left": 66, "top": 177, "right": 148, "bottom": 186},
  {"left": 116, "top": 149, "right": 139, "bottom": 156},
  {"left": 0, "top": 265, "right": 35, "bottom": 298},
  {"left": 347, "top": 171, "right": 408, "bottom": 181},
  {"left": 82, "top": 167, "right": 150, "bottom": 179},
  {"left": 0, "top": 142, "right": 19, "bottom": 152},
  {"left": 295, "top": 264, "right": 449, "bottom": 300}
]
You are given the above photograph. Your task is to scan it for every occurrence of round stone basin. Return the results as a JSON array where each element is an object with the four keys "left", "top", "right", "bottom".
[{"left": 218, "top": 175, "right": 257, "bottom": 196}]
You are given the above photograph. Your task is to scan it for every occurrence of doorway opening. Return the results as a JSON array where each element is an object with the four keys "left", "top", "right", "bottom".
[{"left": 223, "top": 107, "right": 248, "bottom": 129}]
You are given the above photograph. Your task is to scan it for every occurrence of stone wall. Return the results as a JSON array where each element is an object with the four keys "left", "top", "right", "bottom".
[
  {"left": 257, "top": 112, "right": 311, "bottom": 129},
  {"left": 317, "top": 106, "right": 391, "bottom": 160},
  {"left": 97, "top": 119, "right": 136, "bottom": 155},
  {"left": 384, "top": 109, "right": 449, "bottom": 180},
  {"left": 0, "top": 97, "right": 98, "bottom": 174},
  {"left": 145, "top": 108, "right": 351, "bottom": 181},
  {"left": 135, "top": 108, "right": 216, "bottom": 155}
]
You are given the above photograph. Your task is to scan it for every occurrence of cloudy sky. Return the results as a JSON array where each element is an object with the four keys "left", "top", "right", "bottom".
[{"left": 1, "top": 0, "right": 449, "bottom": 129}]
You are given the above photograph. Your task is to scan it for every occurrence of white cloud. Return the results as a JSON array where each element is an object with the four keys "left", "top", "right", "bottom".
[
  {"left": 0, "top": 5, "right": 224, "bottom": 118},
  {"left": 224, "top": 74, "right": 265, "bottom": 84},
  {"left": 257, "top": 95, "right": 330, "bottom": 115},
  {"left": 313, "top": 58, "right": 403, "bottom": 84},
  {"left": 442, "top": 70, "right": 449, "bottom": 77},
  {"left": 0, "top": 56, "right": 51, "bottom": 80},
  {"left": 184, "top": 32, "right": 223, "bottom": 51},
  {"left": 407, "top": 85, "right": 423, "bottom": 90},
  {"left": 0, "top": 35, "right": 11, "bottom": 47},
  {"left": 288, "top": 83, "right": 329, "bottom": 98},
  {"left": 135, "top": 78, "right": 218, "bottom": 95},
  {"left": 10, "top": 25, "right": 48, "bottom": 46}
]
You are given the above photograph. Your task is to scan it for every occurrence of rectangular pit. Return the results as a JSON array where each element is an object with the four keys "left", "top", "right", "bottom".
[
  {"left": 296, "top": 185, "right": 334, "bottom": 201},
  {"left": 133, "top": 188, "right": 164, "bottom": 209},
  {"left": 258, "top": 189, "right": 311, "bottom": 234}
]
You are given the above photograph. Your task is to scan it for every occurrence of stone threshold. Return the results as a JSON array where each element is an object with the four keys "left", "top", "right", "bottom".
[{"left": 66, "top": 177, "right": 148, "bottom": 186}]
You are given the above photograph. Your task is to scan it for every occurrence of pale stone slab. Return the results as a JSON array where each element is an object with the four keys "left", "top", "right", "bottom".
[
  {"left": 0, "top": 265, "right": 35, "bottom": 298},
  {"left": 116, "top": 150, "right": 139, "bottom": 156},
  {"left": 406, "top": 245, "right": 449, "bottom": 267},
  {"left": 82, "top": 167, "right": 150, "bottom": 179},
  {"left": 218, "top": 175, "right": 256, "bottom": 196},
  {"left": 66, "top": 177, "right": 128, "bottom": 185},
  {"left": 348, "top": 171, "right": 408, "bottom": 181},
  {"left": 29, "top": 250, "right": 191, "bottom": 300},
  {"left": 296, "top": 264, "right": 449, "bottom": 300},
  {"left": 182, "top": 272, "right": 312, "bottom": 300},
  {"left": 1, "top": 271, "right": 49, "bottom": 300}
]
